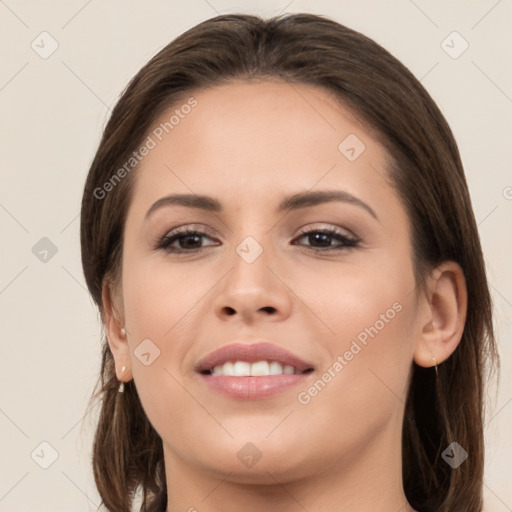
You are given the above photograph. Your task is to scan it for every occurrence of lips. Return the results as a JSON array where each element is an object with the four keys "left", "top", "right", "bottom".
[
  {"left": 195, "top": 341, "right": 315, "bottom": 400},
  {"left": 195, "top": 341, "right": 314, "bottom": 374}
]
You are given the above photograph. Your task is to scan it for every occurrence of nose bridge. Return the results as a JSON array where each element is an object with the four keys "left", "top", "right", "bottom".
[
  {"left": 229, "top": 229, "right": 274, "bottom": 291},
  {"left": 228, "top": 210, "right": 274, "bottom": 268},
  {"left": 212, "top": 222, "right": 292, "bottom": 322}
]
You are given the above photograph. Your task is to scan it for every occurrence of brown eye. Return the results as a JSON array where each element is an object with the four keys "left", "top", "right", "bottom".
[
  {"left": 292, "top": 228, "right": 359, "bottom": 251},
  {"left": 157, "top": 228, "right": 218, "bottom": 253}
]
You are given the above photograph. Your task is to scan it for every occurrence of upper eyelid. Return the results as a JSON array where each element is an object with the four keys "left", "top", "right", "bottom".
[
  {"left": 165, "top": 223, "right": 217, "bottom": 236},
  {"left": 295, "top": 223, "right": 357, "bottom": 238}
]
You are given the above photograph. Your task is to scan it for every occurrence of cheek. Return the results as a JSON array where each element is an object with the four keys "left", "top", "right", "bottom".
[
  {"left": 295, "top": 246, "right": 416, "bottom": 350},
  {"left": 120, "top": 256, "right": 202, "bottom": 403},
  {"left": 294, "top": 252, "right": 417, "bottom": 411},
  {"left": 122, "top": 255, "right": 205, "bottom": 338},
  {"left": 296, "top": 269, "right": 417, "bottom": 434},
  {"left": 320, "top": 269, "right": 416, "bottom": 358},
  {"left": 120, "top": 259, "right": 201, "bottom": 444}
]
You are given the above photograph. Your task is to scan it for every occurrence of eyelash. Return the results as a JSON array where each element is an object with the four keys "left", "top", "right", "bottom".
[{"left": 155, "top": 226, "right": 360, "bottom": 254}]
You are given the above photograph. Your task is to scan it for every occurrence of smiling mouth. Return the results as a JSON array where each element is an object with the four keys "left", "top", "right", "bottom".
[{"left": 200, "top": 360, "right": 315, "bottom": 377}]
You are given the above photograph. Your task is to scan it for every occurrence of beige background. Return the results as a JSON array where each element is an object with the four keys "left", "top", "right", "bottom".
[{"left": 1, "top": 1, "right": 511, "bottom": 511}]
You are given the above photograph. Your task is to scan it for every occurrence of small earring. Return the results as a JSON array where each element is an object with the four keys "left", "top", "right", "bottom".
[
  {"left": 118, "top": 365, "right": 126, "bottom": 393},
  {"left": 120, "top": 328, "right": 126, "bottom": 337},
  {"left": 432, "top": 357, "right": 438, "bottom": 377}
]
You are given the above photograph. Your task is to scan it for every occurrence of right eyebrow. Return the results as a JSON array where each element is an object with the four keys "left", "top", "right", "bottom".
[{"left": 145, "top": 194, "right": 221, "bottom": 220}]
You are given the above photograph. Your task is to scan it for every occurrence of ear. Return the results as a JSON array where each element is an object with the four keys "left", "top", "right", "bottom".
[
  {"left": 101, "top": 276, "right": 132, "bottom": 382},
  {"left": 413, "top": 261, "right": 467, "bottom": 368}
]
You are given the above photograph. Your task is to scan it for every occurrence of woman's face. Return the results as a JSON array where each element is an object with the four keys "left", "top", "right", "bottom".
[{"left": 116, "top": 80, "right": 426, "bottom": 482}]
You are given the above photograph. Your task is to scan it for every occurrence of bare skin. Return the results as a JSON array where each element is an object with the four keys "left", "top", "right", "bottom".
[{"left": 102, "top": 80, "right": 467, "bottom": 512}]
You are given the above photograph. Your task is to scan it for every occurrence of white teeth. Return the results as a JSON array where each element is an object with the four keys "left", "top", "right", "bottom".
[
  {"left": 212, "top": 364, "right": 225, "bottom": 376},
  {"left": 233, "top": 361, "right": 251, "bottom": 376},
  {"left": 269, "top": 361, "right": 283, "bottom": 375},
  {"left": 250, "top": 361, "right": 269, "bottom": 376},
  {"left": 283, "top": 365, "right": 295, "bottom": 375},
  {"left": 221, "top": 362, "right": 234, "bottom": 376},
  {"left": 210, "top": 360, "right": 299, "bottom": 376}
]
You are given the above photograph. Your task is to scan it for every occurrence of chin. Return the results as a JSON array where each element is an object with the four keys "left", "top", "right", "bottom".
[{"left": 189, "top": 435, "right": 316, "bottom": 482}]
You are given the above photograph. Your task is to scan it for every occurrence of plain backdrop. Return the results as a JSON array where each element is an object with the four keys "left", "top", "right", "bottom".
[{"left": 1, "top": 1, "right": 511, "bottom": 511}]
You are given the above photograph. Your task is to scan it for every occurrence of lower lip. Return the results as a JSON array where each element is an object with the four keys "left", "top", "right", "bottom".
[{"left": 200, "top": 373, "right": 311, "bottom": 399}]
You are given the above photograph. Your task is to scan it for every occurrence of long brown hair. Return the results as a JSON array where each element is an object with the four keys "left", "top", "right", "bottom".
[{"left": 80, "top": 13, "right": 499, "bottom": 512}]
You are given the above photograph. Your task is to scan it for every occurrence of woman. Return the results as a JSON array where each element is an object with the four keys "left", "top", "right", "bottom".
[{"left": 80, "top": 13, "right": 499, "bottom": 512}]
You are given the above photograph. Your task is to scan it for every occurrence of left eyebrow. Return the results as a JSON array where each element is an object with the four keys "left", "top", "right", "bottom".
[
  {"left": 276, "top": 190, "right": 378, "bottom": 220},
  {"left": 144, "top": 189, "right": 378, "bottom": 221}
]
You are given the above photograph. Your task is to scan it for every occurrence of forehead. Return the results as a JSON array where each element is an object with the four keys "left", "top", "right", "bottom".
[
  {"left": 154, "top": 80, "right": 373, "bottom": 165},
  {"left": 127, "top": 80, "right": 398, "bottom": 221}
]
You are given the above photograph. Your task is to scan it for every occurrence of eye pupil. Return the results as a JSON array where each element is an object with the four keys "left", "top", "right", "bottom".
[
  {"left": 181, "top": 234, "right": 201, "bottom": 248},
  {"left": 310, "top": 232, "right": 331, "bottom": 247}
]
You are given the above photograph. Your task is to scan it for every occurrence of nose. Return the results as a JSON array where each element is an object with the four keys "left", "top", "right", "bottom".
[{"left": 213, "top": 239, "right": 292, "bottom": 325}]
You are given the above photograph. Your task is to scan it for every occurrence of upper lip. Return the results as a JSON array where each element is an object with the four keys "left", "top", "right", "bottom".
[{"left": 195, "top": 341, "right": 314, "bottom": 374}]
